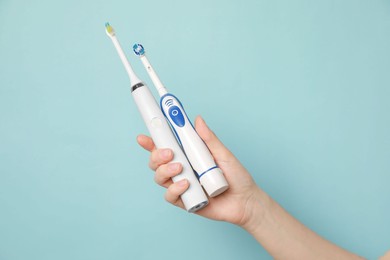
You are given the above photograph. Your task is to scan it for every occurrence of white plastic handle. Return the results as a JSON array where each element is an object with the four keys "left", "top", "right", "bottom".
[
  {"left": 131, "top": 84, "right": 208, "bottom": 212},
  {"left": 160, "top": 94, "right": 229, "bottom": 197}
]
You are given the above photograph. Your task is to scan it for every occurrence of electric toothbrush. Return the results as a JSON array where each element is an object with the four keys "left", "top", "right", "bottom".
[
  {"left": 133, "top": 43, "right": 229, "bottom": 197},
  {"left": 105, "top": 23, "right": 208, "bottom": 212}
]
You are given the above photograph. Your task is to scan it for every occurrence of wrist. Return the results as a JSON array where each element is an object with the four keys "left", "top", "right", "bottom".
[{"left": 239, "top": 186, "right": 272, "bottom": 234}]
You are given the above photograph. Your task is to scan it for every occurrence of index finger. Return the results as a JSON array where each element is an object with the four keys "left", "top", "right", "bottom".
[{"left": 137, "top": 134, "right": 155, "bottom": 152}]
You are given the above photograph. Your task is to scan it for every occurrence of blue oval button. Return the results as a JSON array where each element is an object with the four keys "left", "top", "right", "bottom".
[{"left": 169, "top": 106, "right": 185, "bottom": 127}]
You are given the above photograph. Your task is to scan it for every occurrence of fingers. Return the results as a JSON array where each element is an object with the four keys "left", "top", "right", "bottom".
[
  {"left": 194, "top": 115, "right": 234, "bottom": 162},
  {"left": 164, "top": 179, "right": 189, "bottom": 208},
  {"left": 154, "top": 162, "right": 182, "bottom": 188},
  {"left": 136, "top": 134, "right": 155, "bottom": 152},
  {"left": 148, "top": 148, "right": 174, "bottom": 171},
  {"left": 136, "top": 134, "right": 189, "bottom": 209},
  {"left": 154, "top": 156, "right": 187, "bottom": 209},
  {"left": 137, "top": 134, "right": 176, "bottom": 171}
]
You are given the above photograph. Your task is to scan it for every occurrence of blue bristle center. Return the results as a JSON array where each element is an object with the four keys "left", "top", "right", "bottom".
[{"left": 133, "top": 43, "right": 145, "bottom": 56}]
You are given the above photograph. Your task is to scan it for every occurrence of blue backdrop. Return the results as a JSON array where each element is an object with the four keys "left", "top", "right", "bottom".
[{"left": 1, "top": 0, "right": 389, "bottom": 259}]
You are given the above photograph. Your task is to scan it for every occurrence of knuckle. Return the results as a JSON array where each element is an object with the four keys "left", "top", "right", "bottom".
[
  {"left": 153, "top": 172, "right": 160, "bottom": 185},
  {"left": 148, "top": 151, "right": 160, "bottom": 170},
  {"left": 154, "top": 165, "right": 168, "bottom": 183},
  {"left": 164, "top": 190, "right": 174, "bottom": 203}
]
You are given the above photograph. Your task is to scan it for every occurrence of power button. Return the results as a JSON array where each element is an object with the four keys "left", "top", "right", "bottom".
[
  {"left": 169, "top": 106, "right": 185, "bottom": 127},
  {"left": 150, "top": 117, "right": 163, "bottom": 128}
]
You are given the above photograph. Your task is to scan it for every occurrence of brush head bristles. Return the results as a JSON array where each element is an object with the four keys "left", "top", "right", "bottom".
[
  {"left": 105, "top": 22, "right": 115, "bottom": 37},
  {"left": 133, "top": 43, "right": 145, "bottom": 56}
]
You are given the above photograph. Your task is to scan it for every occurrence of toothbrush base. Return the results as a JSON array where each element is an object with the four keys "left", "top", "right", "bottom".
[
  {"left": 200, "top": 168, "right": 229, "bottom": 197},
  {"left": 188, "top": 201, "right": 209, "bottom": 213}
]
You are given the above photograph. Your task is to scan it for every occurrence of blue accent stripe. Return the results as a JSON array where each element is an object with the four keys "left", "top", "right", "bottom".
[{"left": 198, "top": 166, "right": 219, "bottom": 179}]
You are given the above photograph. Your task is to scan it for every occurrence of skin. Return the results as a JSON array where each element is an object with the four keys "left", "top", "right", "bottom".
[{"left": 137, "top": 116, "right": 388, "bottom": 259}]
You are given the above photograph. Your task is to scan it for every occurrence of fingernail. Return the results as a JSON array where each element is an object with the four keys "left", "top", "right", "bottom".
[
  {"left": 168, "top": 163, "right": 180, "bottom": 172},
  {"left": 161, "top": 149, "right": 172, "bottom": 159},
  {"left": 177, "top": 179, "right": 188, "bottom": 187}
]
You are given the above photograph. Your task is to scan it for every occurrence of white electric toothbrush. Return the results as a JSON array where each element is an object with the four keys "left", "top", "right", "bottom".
[
  {"left": 105, "top": 23, "right": 208, "bottom": 212},
  {"left": 133, "top": 43, "right": 229, "bottom": 197}
]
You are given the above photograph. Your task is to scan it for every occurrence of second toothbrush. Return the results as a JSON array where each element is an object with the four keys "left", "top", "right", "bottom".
[{"left": 133, "top": 44, "right": 229, "bottom": 197}]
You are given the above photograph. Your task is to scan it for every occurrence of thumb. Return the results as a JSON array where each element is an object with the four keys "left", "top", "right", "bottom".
[{"left": 194, "top": 116, "right": 233, "bottom": 163}]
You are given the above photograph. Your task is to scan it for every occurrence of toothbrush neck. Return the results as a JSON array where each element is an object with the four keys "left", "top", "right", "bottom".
[
  {"left": 111, "top": 36, "right": 142, "bottom": 85},
  {"left": 158, "top": 87, "right": 168, "bottom": 96},
  {"left": 140, "top": 55, "right": 168, "bottom": 96}
]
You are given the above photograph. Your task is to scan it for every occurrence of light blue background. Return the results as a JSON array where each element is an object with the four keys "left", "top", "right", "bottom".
[{"left": 1, "top": 0, "right": 389, "bottom": 259}]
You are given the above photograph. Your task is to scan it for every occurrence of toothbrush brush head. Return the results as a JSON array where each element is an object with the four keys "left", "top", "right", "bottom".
[
  {"left": 105, "top": 22, "right": 115, "bottom": 37},
  {"left": 133, "top": 43, "right": 145, "bottom": 56}
]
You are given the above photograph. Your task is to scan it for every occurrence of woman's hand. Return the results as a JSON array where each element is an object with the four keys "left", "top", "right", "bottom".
[
  {"left": 137, "top": 115, "right": 365, "bottom": 259},
  {"left": 137, "top": 116, "right": 265, "bottom": 228}
]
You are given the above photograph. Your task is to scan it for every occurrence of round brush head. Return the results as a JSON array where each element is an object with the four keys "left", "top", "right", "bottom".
[{"left": 133, "top": 43, "right": 145, "bottom": 56}]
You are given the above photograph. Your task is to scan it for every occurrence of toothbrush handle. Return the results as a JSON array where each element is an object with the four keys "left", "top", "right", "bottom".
[
  {"left": 131, "top": 84, "right": 208, "bottom": 212},
  {"left": 160, "top": 94, "right": 229, "bottom": 197}
]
